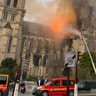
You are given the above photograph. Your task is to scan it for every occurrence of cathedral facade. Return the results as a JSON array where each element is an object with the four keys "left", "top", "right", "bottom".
[
  {"left": 0, "top": 0, "right": 96, "bottom": 78},
  {"left": 0, "top": 0, "right": 26, "bottom": 63}
]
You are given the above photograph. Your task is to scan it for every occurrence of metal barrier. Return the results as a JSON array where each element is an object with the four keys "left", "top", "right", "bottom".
[
  {"left": 78, "top": 80, "right": 96, "bottom": 92},
  {"left": 25, "top": 81, "right": 37, "bottom": 92}
]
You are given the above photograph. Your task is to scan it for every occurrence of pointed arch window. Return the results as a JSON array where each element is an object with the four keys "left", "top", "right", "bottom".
[
  {"left": 6, "top": 0, "right": 11, "bottom": 6},
  {"left": 7, "top": 35, "right": 12, "bottom": 53},
  {"left": 3, "top": 12, "right": 8, "bottom": 20},
  {"left": 13, "top": 0, "right": 18, "bottom": 7},
  {"left": 11, "top": 14, "right": 15, "bottom": 21}
]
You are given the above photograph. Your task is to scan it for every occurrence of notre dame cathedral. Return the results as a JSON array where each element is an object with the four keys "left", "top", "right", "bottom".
[{"left": 0, "top": 0, "right": 96, "bottom": 78}]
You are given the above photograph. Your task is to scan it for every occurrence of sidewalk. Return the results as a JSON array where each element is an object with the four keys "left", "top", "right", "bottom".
[
  {"left": 9, "top": 91, "right": 32, "bottom": 96},
  {"left": 79, "top": 91, "right": 96, "bottom": 96}
]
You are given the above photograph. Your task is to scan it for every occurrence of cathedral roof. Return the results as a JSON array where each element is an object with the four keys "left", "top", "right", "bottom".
[{"left": 22, "top": 21, "right": 54, "bottom": 39}]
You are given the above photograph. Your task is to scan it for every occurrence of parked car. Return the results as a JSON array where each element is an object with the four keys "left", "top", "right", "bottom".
[{"left": 32, "top": 77, "right": 75, "bottom": 96}]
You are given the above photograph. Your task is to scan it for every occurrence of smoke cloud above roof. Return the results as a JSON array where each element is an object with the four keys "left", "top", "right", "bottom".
[{"left": 24, "top": 0, "right": 96, "bottom": 25}]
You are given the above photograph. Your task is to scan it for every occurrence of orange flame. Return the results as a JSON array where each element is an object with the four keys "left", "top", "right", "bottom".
[
  {"left": 51, "top": 15, "right": 64, "bottom": 32},
  {"left": 50, "top": 1, "right": 77, "bottom": 41}
]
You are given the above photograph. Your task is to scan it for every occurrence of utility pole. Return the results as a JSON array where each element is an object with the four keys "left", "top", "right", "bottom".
[
  {"left": 19, "top": 55, "right": 22, "bottom": 82},
  {"left": 74, "top": 51, "right": 78, "bottom": 96},
  {"left": 12, "top": 72, "right": 20, "bottom": 96},
  {"left": 66, "top": 67, "right": 70, "bottom": 96},
  {"left": 63, "top": 51, "right": 77, "bottom": 96},
  {"left": 62, "top": 63, "right": 70, "bottom": 96},
  {"left": 12, "top": 52, "right": 22, "bottom": 96},
  {"left": 74, "top": 51, "right": 80, "bottom": 96}
]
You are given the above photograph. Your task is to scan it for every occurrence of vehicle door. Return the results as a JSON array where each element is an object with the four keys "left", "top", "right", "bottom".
[
  {"left": 62, "top": 80, "right": 68, "bottom": 95},
  {"left": 49, "top": 80, "right": 63, "bottom": 96},
  {"left": 62, "top": 80, "right": 75, "bottom": 95}
]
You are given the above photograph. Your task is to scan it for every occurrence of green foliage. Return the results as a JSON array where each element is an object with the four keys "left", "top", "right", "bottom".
[
  {"left": 78, "top": 52, "right": 96, "bottom": 80},
  {"left": 1, "top": 58, "right": 18, "bottom": 79},
  {"left": 11, "top": 65, "right": 20, "bottom": 79},
  {"left": 1, "top": 58, "right": 17, "bottom": 70},
  {"left": 0, "top": 68, "right": 10, "bottom": 74},
  {"left": 26, "top": 75, "right": 37, "bottom": 81}
]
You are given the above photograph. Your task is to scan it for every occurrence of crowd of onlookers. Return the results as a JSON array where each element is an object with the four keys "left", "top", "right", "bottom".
[{"left": 36, "top": 76, "right": 49, "bottom": 87}]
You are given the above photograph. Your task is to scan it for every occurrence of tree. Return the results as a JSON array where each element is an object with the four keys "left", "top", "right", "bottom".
[
  {"left": 12, "top": 65, "right": 20, "bottom": 79},
  {"left": 0, "top": 68, "right": 10, "bottom": 74},
  {"left": 26, "top": 75, "right": 37, "bottom": 81},
  {"left": 78, "top": 52, "right": 96, "bottom": 80},
  {"left": 1, "top": 58, "right": 17, "bottom": 69},
  {"left": 1, "top": 58, "right": 18, "bottom": 79}
]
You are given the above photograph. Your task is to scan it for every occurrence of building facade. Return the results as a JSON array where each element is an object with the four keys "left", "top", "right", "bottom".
[
  {"left": 0, "top": 0, "right": 96, "bottom": 78},
  {"left": 0, "top": 0, "right": 26, "bottom": 63}
]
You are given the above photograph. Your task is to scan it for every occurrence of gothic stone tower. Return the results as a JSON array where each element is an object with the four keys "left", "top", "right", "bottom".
[{"left": 0, "top": 0, "right": 26, "bottom": 64}]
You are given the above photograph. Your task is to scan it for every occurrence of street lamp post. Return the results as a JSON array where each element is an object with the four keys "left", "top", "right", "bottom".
[
  {"left": 66, "top": 67, "right": 70, "bottom": 96},
  {"left": 12, "top": 52, "right": 22, "bottom": 96},
  {"left": 74, "top": 51, "right": 78, "bottom": 96},
  {"left": 19, "top": 56, "right": 22, "bottom": 82},
  {"left": 63, "top": 51, "right": 76, "bottom": 96}
]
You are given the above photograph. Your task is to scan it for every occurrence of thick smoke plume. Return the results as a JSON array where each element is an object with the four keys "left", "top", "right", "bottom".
[
  {"left": 50, "top": 0, "right": 81, "bottom": 43},
  {"left": 25, "top": 0, "right": 96, "bottom": 24},
  {"left": 24, "top": 0, "right": 96, "bottom": 42}
]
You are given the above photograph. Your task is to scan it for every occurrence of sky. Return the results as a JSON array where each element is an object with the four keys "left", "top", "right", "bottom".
[
  {"left": 24, "top": 0, "right": 57, "bottom": 25},
  {"left": 24, "top": 0, "right": 96, "bottom": 25}
]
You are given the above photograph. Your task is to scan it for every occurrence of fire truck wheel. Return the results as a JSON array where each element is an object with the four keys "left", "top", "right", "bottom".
[
  {"left": 0, "top": 91, "right": 2, "bottom": 96},
  {"left": 42, "top": 91, "right": 49, "bottom": 96},
  {"left": 69, "top": 91, "right": 74, "bottom": 96}
]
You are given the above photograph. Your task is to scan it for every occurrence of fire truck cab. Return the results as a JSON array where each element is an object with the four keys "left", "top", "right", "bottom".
[{"left": 0, "top": 74, "right": 9, "bottom": 96}]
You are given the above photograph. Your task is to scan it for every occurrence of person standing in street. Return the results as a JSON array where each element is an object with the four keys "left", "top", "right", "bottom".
[
  {"left": 37, "top": 76, "right": 45, "bottom": 86},
  {"left": 37, "top": 77, "right": 41, "bottom": 87},
  {"left": 40, "top": 76, "right": 45, "bottom": 86}
]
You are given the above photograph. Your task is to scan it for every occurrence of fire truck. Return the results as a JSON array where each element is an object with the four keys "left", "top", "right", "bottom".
[{"left": 0, "top": 74, "right": 9, "bottom": 96}]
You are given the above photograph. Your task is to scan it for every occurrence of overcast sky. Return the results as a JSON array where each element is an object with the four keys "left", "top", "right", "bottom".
[
  {"left": 24, "top": 0, "right": 96, "bottom": 25},
  {"left": 24, "top": 0, "right": 56, "bottom": 25}
]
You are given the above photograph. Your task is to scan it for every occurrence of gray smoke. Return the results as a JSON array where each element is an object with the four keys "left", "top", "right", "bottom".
[{"left": 24, "top": 0, "right": 96, "bottom": 24}]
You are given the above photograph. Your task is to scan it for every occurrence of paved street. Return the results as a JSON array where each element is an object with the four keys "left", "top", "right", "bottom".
[
  {"left": 9, "top": 91, "right": 32, "bottom": 96},
  {"left": 9, "top": 91, "right": 96, "bottom": 96}
]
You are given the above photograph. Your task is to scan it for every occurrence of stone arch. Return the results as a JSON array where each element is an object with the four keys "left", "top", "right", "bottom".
[
  {"left": 29, "top": 37, "right": 35, "bottom": 53},
  {"left": 7, "top": 35, "right": 12, "bottom": 53},
  {"left": 13, "top": 0, "right": 18, "bottom": 7},
  {"left": 36, "top": 39, "right": 42, "bottom": 54},
  {"left": 20, "top": 36, "right": 27, "bottom": 57},
  {"left": 44, "top": 40, "right": 50, "bottom": 53},
  {"left": 6, "top": 0, "right": 11, "bottom": 6},
  {"left": 22, "top": 36, "right": 27, "bottom": 48}
]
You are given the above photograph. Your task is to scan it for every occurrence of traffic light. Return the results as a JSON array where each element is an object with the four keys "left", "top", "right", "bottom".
[
  {"left": 62, "top": 63, "right": 70, "bottom": 76},
  {"left": 15, "top": 72, "right": 18, "bottom": 77},
  {"left": 77, "top": 51, "right": 81, "bottom": 61},
  {"left": 15, "top": 72, "right": 19, "bottom": 82}
]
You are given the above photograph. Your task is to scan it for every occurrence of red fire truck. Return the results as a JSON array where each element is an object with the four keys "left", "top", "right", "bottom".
[
  {"left": 32, "top": 77, "right": 75, "bottom": 96},
  {"left": 0, "top": 74, "right": 9, "bottom": 96}
]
